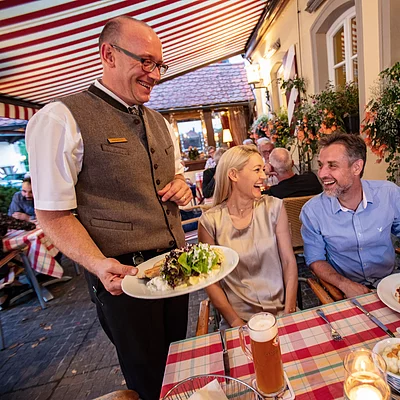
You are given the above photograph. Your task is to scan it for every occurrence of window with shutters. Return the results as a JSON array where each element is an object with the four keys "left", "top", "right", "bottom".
[{"left": 327, "top": 7, "right": 358, "bottom": 86}]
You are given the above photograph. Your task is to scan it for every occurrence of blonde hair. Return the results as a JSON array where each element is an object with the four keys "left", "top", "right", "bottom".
[{"left": 212, "top": 145, "right": 261, "bottom": 206}]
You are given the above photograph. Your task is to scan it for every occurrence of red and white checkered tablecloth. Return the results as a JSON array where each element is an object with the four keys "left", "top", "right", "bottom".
[
  {"left": 161, "top": 292, "right": 400, "bottom": 399},
  {"left": 2, "top": 228, "right": 63, "bottom": 279}
]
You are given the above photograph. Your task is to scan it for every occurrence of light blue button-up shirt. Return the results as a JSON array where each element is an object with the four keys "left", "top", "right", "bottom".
[{"left": 300, "top": 180, "right": 400, "bottom": 286}]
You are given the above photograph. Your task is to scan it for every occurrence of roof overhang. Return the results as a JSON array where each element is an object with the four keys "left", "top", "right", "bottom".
[{"left": 1, "top": 0, "right": 272, "bottom": 118}]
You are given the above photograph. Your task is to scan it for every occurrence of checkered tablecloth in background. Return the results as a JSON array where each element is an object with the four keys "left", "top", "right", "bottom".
[
  {"left": 161, "top": 292, "right": 400, "bottom": 399},
  {"left": 2, "top": 228, "right": 63, "bottom": 279}
]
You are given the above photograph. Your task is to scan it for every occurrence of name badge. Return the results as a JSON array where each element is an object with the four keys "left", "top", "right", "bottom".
[{"left": 107, "top": 137, "right": 128, "bottom": 144}]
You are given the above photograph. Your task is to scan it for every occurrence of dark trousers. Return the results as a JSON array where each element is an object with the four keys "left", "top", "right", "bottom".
[{"left": 84, "top": 252, "right": 189, "bottom": 400}]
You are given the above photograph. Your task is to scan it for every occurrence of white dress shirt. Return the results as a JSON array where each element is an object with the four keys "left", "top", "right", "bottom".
[{"left": 26, "top": 80, "right": 183, "bottom": 211}]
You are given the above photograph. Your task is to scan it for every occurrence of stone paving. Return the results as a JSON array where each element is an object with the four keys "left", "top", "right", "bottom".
[{"left": 0, "top": 257, "right": 319, "bottom": 400}]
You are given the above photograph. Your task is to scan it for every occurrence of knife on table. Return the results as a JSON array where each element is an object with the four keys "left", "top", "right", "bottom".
[
  {"left": 351, "top": 298, "right": 395, "bottom": 338},
  {"left": 219, "top": 329, "right": 231, "bottom": 383}
]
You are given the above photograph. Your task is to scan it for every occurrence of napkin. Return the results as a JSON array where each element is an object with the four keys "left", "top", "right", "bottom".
[{"left": 188, "top": 379, "right": 228, "bottom": 400}]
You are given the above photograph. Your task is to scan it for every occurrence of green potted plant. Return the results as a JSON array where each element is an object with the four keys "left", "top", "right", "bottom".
[
  {"left": 250, "top": 114, "right": 270, "bottom": 141},
  {"left": 280, "top": 78, "right": 359, "bottom": 172},
  {"left": 362, "top": 62, "right": 400, "bottom": 182},
  {"left": 250, "top": 111, "right": 293, "bottom": 149},
  {"left": 188, "top": 146, "right": 200, "bottom": 160},
  {"left": 336, "top": 82, "right": 360, "bottom": 134},
  {"left": 308, "top": 82, "right": 359, "bottom": 134},
  {"left": 0, "top": 186, "right": 19, "bottom": 214}
]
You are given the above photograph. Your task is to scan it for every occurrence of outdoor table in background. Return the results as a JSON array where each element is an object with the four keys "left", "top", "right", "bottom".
[
  {"left": 3, "top": 227, "right": 63, "bottom": 279},
  {"left": 161, "top": 292, "right": 400, "bottom": 399},
  {"left": 2, "top": 227, "right": 66, "bottom": 302}
]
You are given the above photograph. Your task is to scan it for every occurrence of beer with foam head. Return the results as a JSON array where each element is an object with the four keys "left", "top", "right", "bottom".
[{"left": 239, "top": 313, "right": 285, "bottom": 396}]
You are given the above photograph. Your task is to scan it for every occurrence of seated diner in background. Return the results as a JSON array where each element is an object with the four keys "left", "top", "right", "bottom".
[
  {"left": 264, "top": 147, "right": 322, "bottom": 199},
  {"left": 300, "top": 133, "right": 400, "bottom": 299},
  {"left": 242, "top": 138, "right": 254, "bottom": 145},
  {"left": 8, "top": 177, "right": 35, "bottom": 221},
  {"left": 201, "top": 148, "right": 227, "bottom": 199},
  {"left": 198, "top": 145, "right": 298, "bottom": 329},
  {"left": 204, "top": 146, "right": 216, "bottom": 169},
  {"left": 256, "top": 137, "right": 278, "bottom": 188}
]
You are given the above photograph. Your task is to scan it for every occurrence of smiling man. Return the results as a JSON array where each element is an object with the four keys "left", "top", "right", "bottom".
[
  {"left": 26, "top": 17, "right": 192, "bottom": 400},
  {"left": 8, "top": 177, "right": 35, "bottom": 221},
  {"left": 300, "top": 133, "right": 400, "bottom": 299}
]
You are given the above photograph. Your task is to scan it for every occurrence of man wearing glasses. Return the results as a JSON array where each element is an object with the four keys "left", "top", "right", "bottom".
[{"left": 26, "top": 16, "right": 192, "bottom": 400}]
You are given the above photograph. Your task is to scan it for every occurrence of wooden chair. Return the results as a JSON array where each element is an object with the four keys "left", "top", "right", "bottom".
[
  {"left": 196, "top": 299, "right": 210, "bottom": 336},
  {"left": 282, "top": 195, "right": 314, "bottom": 253},
  {"left": 93, "top": 390, "right": 139, "bottom": 400},
  {"left": 299, "top": 276, "right": 344, "bottom": 306},
  {"left": 195, "top": 277, "right": 344, "bottom": 336}
]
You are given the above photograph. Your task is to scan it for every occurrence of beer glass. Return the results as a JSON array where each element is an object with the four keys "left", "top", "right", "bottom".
[{"left": 239, "top": 312, "right": 285, "bottom": 397}]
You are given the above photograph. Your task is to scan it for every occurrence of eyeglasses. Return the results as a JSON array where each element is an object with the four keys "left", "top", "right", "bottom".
[{"left": 110, "top": 44, "right": 169, "bottom": 75}]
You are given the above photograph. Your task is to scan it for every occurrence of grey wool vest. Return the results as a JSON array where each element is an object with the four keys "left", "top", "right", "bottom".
[{"left": 59, "top": 85, "right": 185, "bottom": 257}]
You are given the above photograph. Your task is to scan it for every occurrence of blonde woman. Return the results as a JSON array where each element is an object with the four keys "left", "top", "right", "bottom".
[{"left": 198, "top": 145, "right": 298, "bottom": 328}]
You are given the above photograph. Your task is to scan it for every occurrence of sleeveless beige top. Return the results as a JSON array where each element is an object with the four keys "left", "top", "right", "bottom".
[{"left": 199, "top": 195, "right": 284, "bottom": 323}]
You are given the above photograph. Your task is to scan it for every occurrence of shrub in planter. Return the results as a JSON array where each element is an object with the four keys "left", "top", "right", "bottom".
[{"left": 0, "top": 186, "right": 19, "bottom": 214}]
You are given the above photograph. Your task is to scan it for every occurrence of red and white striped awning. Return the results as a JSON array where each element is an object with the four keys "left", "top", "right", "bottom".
[
  {"left": 0, "top": 0, "right": 269, "bottom": 117},
  {"left": 0, "top": 102, "right": 38, "bottom": 120}
]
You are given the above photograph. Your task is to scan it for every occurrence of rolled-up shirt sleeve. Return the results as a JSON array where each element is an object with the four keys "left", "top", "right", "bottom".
[
  {"left": 300, "top": 206, "right": 327, "bottom": 266},
  {"left": 25, "top": 102, "right": 83, "bottom": 211}
]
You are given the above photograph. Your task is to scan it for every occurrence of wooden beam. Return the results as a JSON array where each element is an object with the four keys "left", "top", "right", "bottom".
[{"left": 203, "top": 110, "right": 216, "bottom": 147}]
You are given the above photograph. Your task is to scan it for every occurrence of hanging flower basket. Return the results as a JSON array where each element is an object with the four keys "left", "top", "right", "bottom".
[{"left": 362, "top": 62, "right": 400, "bottom": 183}]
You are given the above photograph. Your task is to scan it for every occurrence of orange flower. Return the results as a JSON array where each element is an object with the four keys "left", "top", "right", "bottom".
[{"left": 378, "top": 144, "right": 388, "bottom": 154}]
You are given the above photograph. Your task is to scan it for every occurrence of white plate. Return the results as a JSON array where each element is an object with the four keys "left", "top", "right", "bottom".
[
  {"left": 373, "top": 338, "right": 400, "bottom": 383},
  {"left": 122, "top": 245, "right": 239, "bottom": 299},
  {"left": 377, "top": 274, "right": 400, "bottom": 313}
]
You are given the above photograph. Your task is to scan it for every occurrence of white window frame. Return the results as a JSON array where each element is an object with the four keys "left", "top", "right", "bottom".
[
  {"left": 276, "top": 64, "right": 287, "bottom": 111},
  {"left": 326, "top": 6, "right": 357, "bottom": 86}
]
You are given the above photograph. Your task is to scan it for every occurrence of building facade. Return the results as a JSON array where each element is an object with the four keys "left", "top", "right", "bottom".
[{"left": 247, "top": 0, "right": 400, "bottom": 180}]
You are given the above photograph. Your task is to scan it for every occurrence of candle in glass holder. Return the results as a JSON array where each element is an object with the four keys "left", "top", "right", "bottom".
[
  {"left": 343, "top": 349, "right": 391, "bottom": 400},
  {"left": 347, "top": 384, "right": 384, "bottom": 400}
]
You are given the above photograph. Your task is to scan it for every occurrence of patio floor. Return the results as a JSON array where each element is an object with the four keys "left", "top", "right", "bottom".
[{"left": 0, "top": 256, "right": 319, "bottom": 400}]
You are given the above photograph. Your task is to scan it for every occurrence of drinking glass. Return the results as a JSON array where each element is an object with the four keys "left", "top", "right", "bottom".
[
  {"left": 239, "top": 312, "right": 285, "bottom": 397},
  {"left": 343, "top": 348, "right": 391, "bottom": 400}
]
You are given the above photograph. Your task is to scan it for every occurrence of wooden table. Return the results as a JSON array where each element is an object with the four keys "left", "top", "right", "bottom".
[{"left": 161, "top": 292, "right": 400, "bottom": 399}]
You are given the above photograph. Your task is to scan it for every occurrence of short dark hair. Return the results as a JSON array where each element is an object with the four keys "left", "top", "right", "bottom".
[
  {"left": 99, "top": 16, "right": 149, "bottom": 50},
  {"left": 23, "top": 177, "right": 31, "bottom": 184},
  {"left": 319, "top": 133, "right": 367, "bottom": 177}
]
